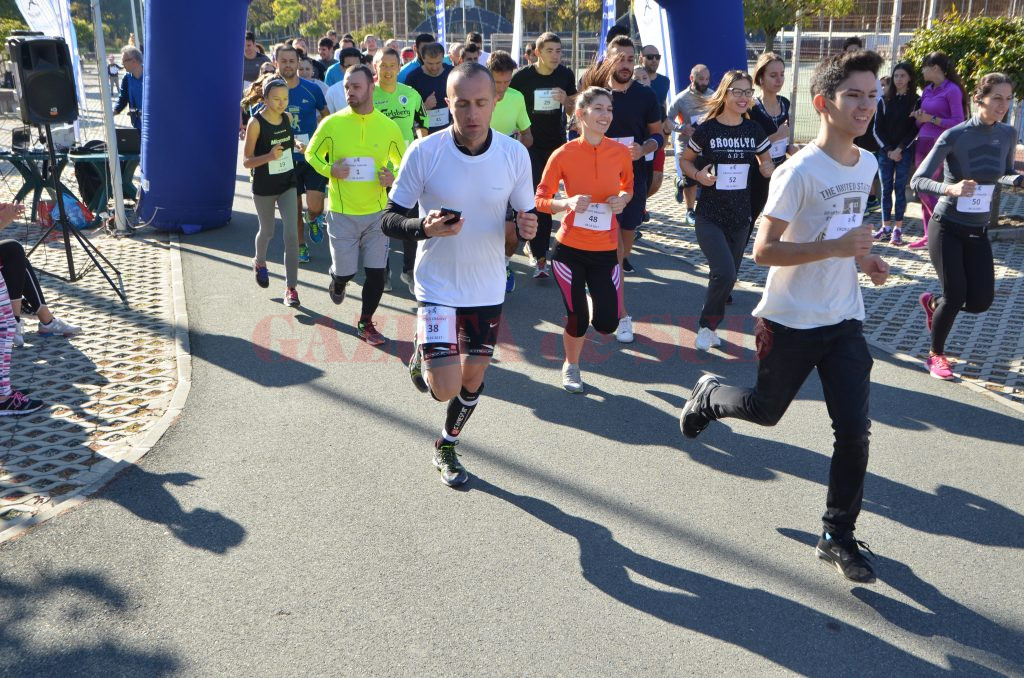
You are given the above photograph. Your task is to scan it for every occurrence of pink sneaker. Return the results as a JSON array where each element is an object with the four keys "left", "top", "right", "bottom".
[
  {"left": 919, "top": 292, "right": 935, "bottom": 332},
  {"left": 926, "top": 354, "right": 954, "bottom": 380},
  {"left": 284, "top": 287, "right": 300, "bottom": 307},
  {"left": 908, "top": 236, "right": 928, "bottom": 249}
]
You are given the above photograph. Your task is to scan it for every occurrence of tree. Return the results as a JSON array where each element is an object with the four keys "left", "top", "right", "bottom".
[
  {"left": 902, "top": 13, "right": 1024, "bottom": 96},
  {"left": 743, "top": 0, "right": 855, "bottom": 54},
  {"left": 522, "top": 0, "right": 603, "bottom": 33}
]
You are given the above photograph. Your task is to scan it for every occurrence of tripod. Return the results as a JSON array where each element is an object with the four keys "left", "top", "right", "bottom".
[{"left": 26, "top": 122, "right": 127, "bottom": 304}]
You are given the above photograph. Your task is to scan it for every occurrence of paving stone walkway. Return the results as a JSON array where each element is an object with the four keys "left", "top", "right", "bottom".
[
  {"left": 643, "top": 165, "right": 1024, "bottom": 411},
  {"left": 0, "top": 224, "right": 186, "bottom": 542}
]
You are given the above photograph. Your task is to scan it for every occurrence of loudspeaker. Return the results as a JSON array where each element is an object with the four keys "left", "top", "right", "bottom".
[{"left": 6, "top": 34, "right": 79, "bottom": 125}]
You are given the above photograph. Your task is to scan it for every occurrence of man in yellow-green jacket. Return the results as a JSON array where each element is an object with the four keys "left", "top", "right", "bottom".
[{"left": 306, "top": 64, "right": 405, "bottom": 346}]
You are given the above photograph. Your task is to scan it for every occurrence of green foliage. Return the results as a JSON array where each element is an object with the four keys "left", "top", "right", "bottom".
[
  {"left": 351, "top": 21, "right": 395, "bottom": 43},
  {"left": 902, "top": 13, "right": 1024, "bottom": 96},
  {"left": 72, "top": 17, "right": 93, "bottom": 49},
  {"left": 0, "top": 16, "right": 26, "bottom": 42},
  {"left": 744, "top": 0, "right": 855, "bottom": 53}
]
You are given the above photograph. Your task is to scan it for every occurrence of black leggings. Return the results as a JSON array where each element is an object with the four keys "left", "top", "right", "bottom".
[
  {"left": 550, "top": 242, "right": 621, "bottom": 338},
  {"left": 927, "top": 216, "right": 994, "bottom": 355},
  {"left": 0, "top": 240, "right": 46, "bottom": 314},
  {"left": 528, "top": 146, "right": 557, "bottom": 261}
]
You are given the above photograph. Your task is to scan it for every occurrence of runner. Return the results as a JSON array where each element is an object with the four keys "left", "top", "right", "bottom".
[
  {"left": 243, "top": 32, "right": 271, "bottom": 92},
  {"left": 404, "top": 43, "right": 454, "bottom": 135},
  {"left": 641, "top": 45, "right": 671, "bottom": 202},
  {"left": 667, "top": 64, "right": 711, "bottom": 224},
  {"left": 488, "top": 50, "right": 534, "bottom": 293},
  {"left": 314, "top": 37, "right": 337, "bottom": 80},
  {"left": 910, "top": 73, "right": 1022, "bottom": 380},
  {"left": 325, "top": 48, "right": 368, "bottom": 113},
  {"left": 535, "top": 86, "right": 633, "bottom": 392},
  {"left": 277, "top": 45, "right": 329, "bottom": 265},
  {"left": 747, "top": 52, "right": 794, "bottom": 226},
  {"left": 305, "top": 65, "right": 405, "bottom": 345},
  {"left": 242, "top": 76, "right": 301, "bottom": 306},
  {"left": 398, "top": 33, "right": 436, "bottom": 83},
  {"left": 298, "top": 56, "right": 328, "bottom": 97},
  {"left": 381, "top": 63, "right": 538, "bottom": 487},
  {"left": 871, "top": 61, "right": 919, "bottom": 246},
  {"left": 0, "top": 203, "right": 44, "bottom": 415},
  {"left": 510, "top": 32, "right": 578, "bottom": 280},
  {"left": 461, "top": 42, "right": 482, "bottom": 64},
  {"left": 909, "top": 52, "right": 969, "bottom": 249},
  {"left": 679, "top": 50, "right": 890, "bottom": 584},
  {"left": 678, "top": 70, "right": 773, "bottom": 351},
  {"left": 374, "top": 47, "right": 428, "bottom": 293}
]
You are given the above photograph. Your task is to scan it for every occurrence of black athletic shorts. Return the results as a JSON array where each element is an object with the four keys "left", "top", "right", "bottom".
[
  {"left": 295, "top": 158, "right": 328, "bottom": 195},
  {"left": 419, "top": 302, "right": 503, "bottom": 363}
]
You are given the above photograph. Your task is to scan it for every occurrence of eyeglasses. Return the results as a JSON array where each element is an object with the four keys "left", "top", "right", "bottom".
[
  {"left": 727, "top": 88, "right": 755, "bottom": 97},
  {"left": 643, "top": 54, "right": 661, "bottom": 60}
]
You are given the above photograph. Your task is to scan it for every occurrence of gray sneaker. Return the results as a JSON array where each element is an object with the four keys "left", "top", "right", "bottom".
[
  {"left": 679, "top": 374, "right": 721, "bottom": 439},
  {"left": 433, "top": 438, "right": 467, "bottom": 487},
  {"left": 561, "top": 361, "right": 584, "bottom": 393}
]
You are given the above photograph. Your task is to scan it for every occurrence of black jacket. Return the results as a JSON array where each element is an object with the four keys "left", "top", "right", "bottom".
[{"left": 873, "top": 92, "right": 920, "bottom": 153}]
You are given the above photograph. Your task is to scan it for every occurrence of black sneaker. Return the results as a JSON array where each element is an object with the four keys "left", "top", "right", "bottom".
[
  {"left": 328, "top": 276, "right": 346, "bottom": 304},
  {"left": 0, "top": 391, "right": 44, "bottom": 417},
  {"left": 634, "top": 229, "right": 644, "bottom": 241},
  {"left": 674, "top": 180, "right": 684, "bottom": 204},
  {"left": 408, "top": 334, "right": 428, "bottom": 393},
  {"left": 641, "top": 210, "right": 650, "bottom": 223},
  {"left": 816, "top": 532, "right": 877, "bottom": 583},
  {"left": 622, "top": 258, "right": 634, "bottom": 273},
  {"left": 433, "top": 438, "right": 467, "bottom": 487},
  {"left": 679, "top": 374, "right": 720, "bottom": 439},
  {"left": 865, "top": 196, "right": 881, "bottom": 214}
]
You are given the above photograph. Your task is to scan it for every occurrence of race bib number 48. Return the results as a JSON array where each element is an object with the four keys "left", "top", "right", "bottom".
[
  {"left": 418, "top": 305, "right": 457, "bottom": 345},
  {"left": 576, "top": 203, "right": 612, "bottom": 231}
]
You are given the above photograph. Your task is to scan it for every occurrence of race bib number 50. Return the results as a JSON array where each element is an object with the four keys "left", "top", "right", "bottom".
[
  {"left": 957, "top": 185, "right": 994, "bottom": 213},
  {"left": 418, "top": 305, "right": 457, "bottom": 345}
]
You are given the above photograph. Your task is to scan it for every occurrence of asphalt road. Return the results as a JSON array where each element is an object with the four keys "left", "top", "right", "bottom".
[{"left": 2, "top": 168, "right": 1023, "bottom": 677}]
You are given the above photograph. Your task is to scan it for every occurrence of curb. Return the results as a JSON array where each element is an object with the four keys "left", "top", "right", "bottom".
[{"left": 0, "top": 234, "right": 192, "bottom": 543}]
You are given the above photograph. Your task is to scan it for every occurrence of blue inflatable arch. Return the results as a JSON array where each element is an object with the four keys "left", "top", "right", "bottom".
[{"left": 135, "top": 0, "right": 744, "bottom": 233}]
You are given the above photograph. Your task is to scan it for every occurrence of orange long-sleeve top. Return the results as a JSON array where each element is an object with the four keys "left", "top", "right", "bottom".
[{"left": 535, "top": 136, "right": 634, "bottom": 251}]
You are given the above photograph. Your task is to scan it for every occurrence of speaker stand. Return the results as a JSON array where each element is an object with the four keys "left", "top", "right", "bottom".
[{"left": 26, "top": 123, "right": 127, "bottom": 305}]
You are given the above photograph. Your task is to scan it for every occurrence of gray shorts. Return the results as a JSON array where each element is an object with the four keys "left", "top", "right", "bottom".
[{"left": 326, "top": 211, "right": 388, "bottom": 277}]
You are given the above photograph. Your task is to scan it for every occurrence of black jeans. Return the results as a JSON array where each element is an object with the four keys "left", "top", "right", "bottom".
[
  {"left": 0, "top": 239, "right": 46, "bottom": 313},
  {"left": 694, "top": 215, "right": 747, "bottom": 330},
  {"left": 927, "top": 216, "right": 994, "bottom": 355},
  {"left": 705, "top": 318, "right": 873, "bottom": 534}
]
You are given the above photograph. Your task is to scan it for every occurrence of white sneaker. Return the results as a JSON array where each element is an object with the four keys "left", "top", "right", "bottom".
[
  {"left": 561, "top": 361, "right": 584, "bottom": 393},
  {"left": 615, "top": 316, "right": 634, "bottom": 343},
  {"left": 532, "top": 263, "right": 550, "bottom": 279},
  {"left": 13, "top": 319, "right": 25, "bottom": 348},
  {"left": 38, "top": 316, "right": 82, "bottom": 337},
  {"left": 695, "top": 326, "right": 721, "bottom": 351},
  {"left": 524, "top": 242, "right": 537, "bottom": 267}
]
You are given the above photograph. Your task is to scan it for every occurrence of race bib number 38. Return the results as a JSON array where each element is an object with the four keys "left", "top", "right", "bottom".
[{"left": 418, "top": 305, "right": 457, "bottom": 345}]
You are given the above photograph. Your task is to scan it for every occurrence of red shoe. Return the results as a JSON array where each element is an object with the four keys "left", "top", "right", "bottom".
[
  {"left": 908, "top": 236, "right": 928, "bottom": 249},
  {"left": 357, "top": 319, "right": 386, "bottom": 346},
  {"left": 926, "top": 354, "right": 954, "bottom": 380},
  {"left": 919, "top": 292, "right": 935, "bottom": 332}
]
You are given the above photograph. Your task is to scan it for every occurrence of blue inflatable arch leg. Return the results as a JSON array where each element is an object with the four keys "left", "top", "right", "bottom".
[{"left": 654, "top": 0, "right": 747, "bottom": 88}]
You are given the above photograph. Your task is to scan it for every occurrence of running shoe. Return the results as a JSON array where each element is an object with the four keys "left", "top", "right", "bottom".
[
  {"left": 505, "top": 265, "right": 515, "bottom": 293},
  {"left": 679, "top": 374, "right": 720, "bottom": 439},
  {"left": 37, "top": 316, "right": 81, "bottom": 337},
  {"left": 0, "top": 391, "right": 44, "bottom": 417},
  {"left": 561, "top": 362, "right": 584, "bottom": 394},
  {"left": 634, "top": 229, "right": 644, "bottom": 242},
  {"left": 328, "top": 276, "right": 346, "bottom": 304},
  {"left": 865, "top": 196, "right": 881, "bottom": 214},
  {"left": 872, "top": 225, "right": 891, "bottom": 240},
  {"left": 816, "top": 532, "right": 876, "bottom": 583},
  {"left": 408, "top": 334, "right": 428, "bottom": 393},
  {"left": 926, "top": 354, "right": 954, "bottom": 380},
  {"left": 919, "top": 292, "right": 935, "bottom": 331},
  {"left": 532, "top": 263, "right": 549, "bottom": 279},
  {"left": 907, "top": 236, "right": 928, "bottom": 249},
  {"left": 686, "top": 209, "right": 696, "bottom": 225},
  {"left": 384, "top": 275, "right": 393, "bottom": 293},
  {"left": 433, "top": 438, "right": 468, "bottom": 487},
  {"left": 674, "top": 180, "right": 684, "bottom": 204},
  {"left": 615, "top": 316, "right": 634, "bottom": 343},
  {"left": 622, "top": 258, "right": 634, "bottom": 273},
  {"left": 306, "top": 212, "right": 325, "bottom": 244},
  {"left": 889, "top": 227, "right": 904, "bottom": 246},
  {"left": 284, "top": 287, "right": 300, "bottom": 307},
  {"left": 13, "top": 319, "right": 24, "bottom": 348},
  {"left": 524, "top": 242, "right": 537, "bottom": 267},
  {"left": 298, "top": 243, "right": 310, "bottom": 263},
  {"left": 641, "top": 210, "right": 650, "bottom": 223},
  {"left": 357, "top": 319, "right": 386, "bottom": 346},
  {"left": 695, "top": 326, "right": 722, "bottom": 352},
  {"left": 726, "top": 294, "right": 734, "bottom": 305},
  {"left": 253, "top": 260, "right": 269, "bottom": 288},
  {"left": 400, "top": 271, "right": 415, "bottom": 296}
]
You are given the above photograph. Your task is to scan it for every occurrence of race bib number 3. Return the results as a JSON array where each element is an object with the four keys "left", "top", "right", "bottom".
[
  {"left": 534, "top": 88, "right": 560, "bottom": 112},
  {"left": 715, "top": 163, "right": 749, "bottom": 190},
  {"left": 824, "top": 212, "right": 864, "bottom": 240},
  {"left": 576, "top": 203, "right": 612, "bottom": 231},
  {"left": 344, "top": 157, "right": 375, "bottom": 182},
  {"left": 957, "top": 185, "right": 994, "bottom": 214},
  {"left": 418, "top": 305, "right": 457, "bottom": 345},
  {"left": 427, "top": 107, "right": 450, "bottom": 127},
  {"left": 267, "top": 152, "right": 294, "bottom": 175}
]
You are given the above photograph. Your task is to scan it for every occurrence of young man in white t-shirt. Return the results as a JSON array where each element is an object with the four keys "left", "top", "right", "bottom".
[
  {"left": 679, "top": 50, "right": 891, "bottom": 583},
  {"left": 382, "top": 63, "right": 539, "bottom": 487}
]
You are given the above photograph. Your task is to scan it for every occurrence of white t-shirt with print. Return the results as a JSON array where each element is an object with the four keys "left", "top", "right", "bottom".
[
  {"left": 390, "top": 129, "right": 535, "bottom": 307},
  {"left": 752, "top": 143, "right": 878, "bottom": 329}
]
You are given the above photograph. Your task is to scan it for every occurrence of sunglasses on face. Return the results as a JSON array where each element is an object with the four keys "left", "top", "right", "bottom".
[{"left": 643, "top": 54, "right": 661, "bottom": 60}]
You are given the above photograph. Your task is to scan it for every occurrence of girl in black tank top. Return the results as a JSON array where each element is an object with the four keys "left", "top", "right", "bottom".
[{"left": 249, "top": 111, "right": 295, "bottom": 196}]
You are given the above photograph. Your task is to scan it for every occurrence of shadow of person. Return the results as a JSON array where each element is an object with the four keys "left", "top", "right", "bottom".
[
  {"left": 96, "top": 465, "right": 245, "bottom": 554},
  {"left": 471, "top": 478, "right": 977, "bottom": 675},
  {"left": 779, "top": 528, "right": 1024, "bottom": 672},
  {"left": 189, "top": 329, "right": 325, "bottom": 388},
  {"left": 0, "top": 569, "right": 180, "bottom": 675}
]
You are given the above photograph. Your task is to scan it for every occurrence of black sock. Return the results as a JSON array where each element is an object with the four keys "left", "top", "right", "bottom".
[
  {"left": 360, "top": 268, "right": 386, "bottom": 321},
  {"left": 443, "top": 383, "right": 484, "bottom": 441}
]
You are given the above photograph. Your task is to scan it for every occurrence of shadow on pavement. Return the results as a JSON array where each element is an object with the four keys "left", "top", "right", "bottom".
[
  {"left": 0, "top": 570, "right": 180, "bottom": 676},
  {"left": 471, "top": 478, "right": 991, "bottom": 676}
]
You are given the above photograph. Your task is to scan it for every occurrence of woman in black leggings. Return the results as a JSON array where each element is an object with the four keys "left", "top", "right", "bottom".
[
  {"left": 0, "top": 239, "right": 81, "bottom": 347},
  {"left": 910, "top": 73, "right": 1023, "bottom": 380}
]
